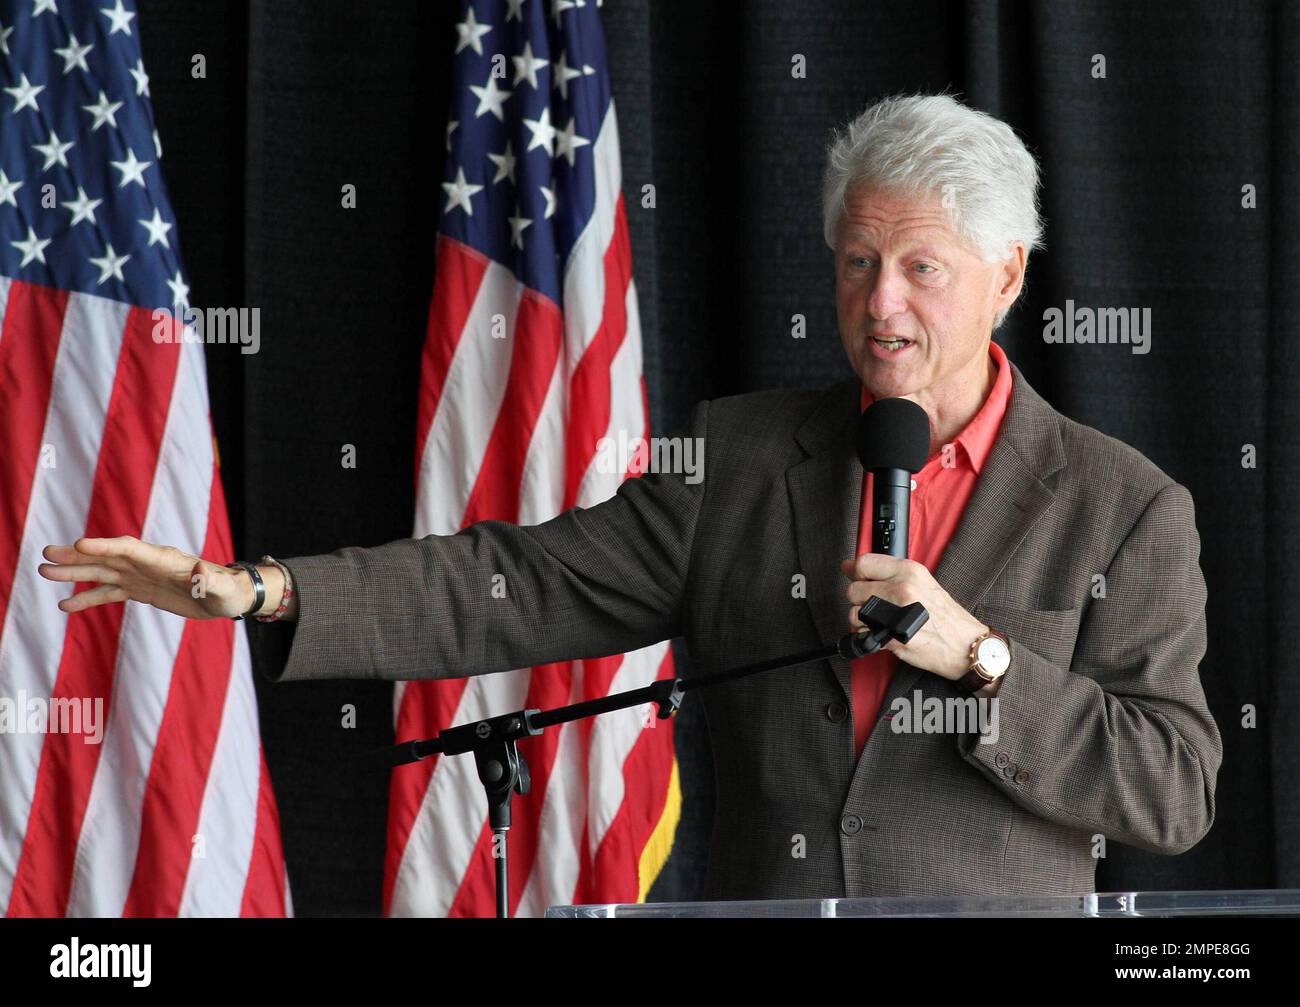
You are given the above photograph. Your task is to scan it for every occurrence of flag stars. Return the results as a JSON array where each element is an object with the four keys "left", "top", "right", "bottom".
[
  {"left": 110, "top": 148, "right": 152, "bottom": 188},
  {"left": 554, "top": 117, "right": 590, "bottom": 166},
  {"left": 33, "top": 129, "right": 74, "bottom": 170},
  {"left": 33, "top": 0, "right": 58, "bottom": 16},
  {"left": 54, "top": 34, "right": 94, "bottom": 74},
  {"left": 446, "top": 119, "right": 458, "bottom": 152},
  {"left": 10, "top": 227, "right": 51, "bottom": 268},
  {"left": 82, "top": 91, "right": 124, "bottom": 131},
  {"left": 512, "top": 41, "right": 548, "bottom": 89},
  {"left": 442, "top": 166, "right": 483, "bottom": 216},
  {"left": 138, "top": 208, "right": 172, "bottom": 248},
  {"left": 89, "top": 242, "right": 130, "bottom": 285},
  {"left": 0, "top": 21, "right": 14, "bottom": 57},
  {"left": 167, "top": 271, "right": 190, "bottom": 311},
  {"left": 130, "top": 58, "right": 150, "bottom": 96},
  {"left": 539, "top": 184, "right": 557, "bottom": 219},
  {"left": 508, "top": 209, "right": 532, "bottom": 250},
  {"left": 100, "top": 0, "right": 135, "bottom": 36},
  {"left": 5, "top": 73, "right": 45, "bottom": 113},
  {"left": 505, "top": 0, "right": 525, "bottom": 21},
  {"left": 552, "top": 0, "right": 585, "bottom": 28},
  {"left": 523, "top": 106, "right": 556, "bottom": 155},
  {"left": 0, "top": 170, "right": 22, "bottom": 207},
  {"left": 552, "top": 51, "right": 582, "bottom": 99},
  {"left": 469, "top": 75, "right": 511, "bottom": 121},
  {"left": 454, "top": 7, "right": 492, "bottom": 55},
  {"left": 488, "top": 141, "right": 517, "bottom": 185},
  {"left": 63, "top": 186, "right": 103, "bottom": 226}
]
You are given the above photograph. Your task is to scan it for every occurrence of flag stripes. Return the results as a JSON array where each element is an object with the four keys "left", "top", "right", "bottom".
[
  {"left": 0, "top": 2, "right": 288, "bottom": 919},
  {"left": 0, "top": 286, "right": 288, "bottom": 917},
  {"left": 389, "top": 1, "right": 680, "bottom": 917}
]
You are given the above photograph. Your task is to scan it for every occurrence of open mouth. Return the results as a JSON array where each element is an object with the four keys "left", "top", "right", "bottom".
[{"left": 870, "top": 336, "right": 914, "bottom": 352}]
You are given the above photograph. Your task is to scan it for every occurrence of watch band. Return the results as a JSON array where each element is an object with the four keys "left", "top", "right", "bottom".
[{"left": 227, "top": 561, "right": 264, "bottom": 621}]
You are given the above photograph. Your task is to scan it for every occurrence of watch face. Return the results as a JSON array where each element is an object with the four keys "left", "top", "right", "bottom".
[{"left": 976, "top": 636, "right": 1011, "bottom": 677}]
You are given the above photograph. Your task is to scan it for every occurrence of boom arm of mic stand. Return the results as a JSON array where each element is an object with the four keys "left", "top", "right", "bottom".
[{"left": 372, "top": 593, "right": 927, "bottom": 917}]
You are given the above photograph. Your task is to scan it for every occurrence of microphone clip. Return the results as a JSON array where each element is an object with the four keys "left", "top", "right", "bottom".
[{"left": 837, "top": 596, "right": 930, "bottom": 660}]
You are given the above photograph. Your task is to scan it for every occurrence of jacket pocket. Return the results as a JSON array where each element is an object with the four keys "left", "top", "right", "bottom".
[{"left": 972, "top": 601, "right": 1082, "bottom": 669}]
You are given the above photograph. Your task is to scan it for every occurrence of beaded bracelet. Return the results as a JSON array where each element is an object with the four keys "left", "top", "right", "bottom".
[{"left": 254, "top": 555, "right": 295, "bottom": 623}]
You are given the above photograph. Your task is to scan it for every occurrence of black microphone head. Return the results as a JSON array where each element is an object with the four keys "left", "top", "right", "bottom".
[{"left": 857, "top": 396, "right": 930, "bottom": 473}]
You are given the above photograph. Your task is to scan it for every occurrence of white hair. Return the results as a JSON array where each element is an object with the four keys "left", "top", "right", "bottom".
[{"left": 822, "top": 92, "right": 1045, "bottom": 328}]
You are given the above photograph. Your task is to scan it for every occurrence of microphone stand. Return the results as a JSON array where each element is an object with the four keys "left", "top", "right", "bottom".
[{"left": 374, "top": 596, "right": 929, "bottom": 918}]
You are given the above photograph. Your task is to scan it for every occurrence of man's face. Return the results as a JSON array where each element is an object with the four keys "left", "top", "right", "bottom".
[{"left": 834, "top": 186, "right": 1022, "bottom": 401}]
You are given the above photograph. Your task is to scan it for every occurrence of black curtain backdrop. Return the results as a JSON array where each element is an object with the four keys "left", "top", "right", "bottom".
[{"left": 133, "top": 0, "right": 1299, "bottom": 915}]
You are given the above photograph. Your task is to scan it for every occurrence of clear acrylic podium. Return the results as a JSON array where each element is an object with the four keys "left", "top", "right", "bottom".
[{"left": 546, "top": 889, "right": 1300, "bottom": 917}]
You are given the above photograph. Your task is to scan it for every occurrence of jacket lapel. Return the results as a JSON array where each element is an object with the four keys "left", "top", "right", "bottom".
[
  {"left": 786, "top": 360, "right": 1067, "bottom": 706},
  {"left": 786, "top": 378, "right": 862, "bottom": 700}
]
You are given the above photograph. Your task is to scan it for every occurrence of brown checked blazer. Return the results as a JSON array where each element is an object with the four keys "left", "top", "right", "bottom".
[{"left": 266, "top": 359, "right": 1222, "bottom": 901}]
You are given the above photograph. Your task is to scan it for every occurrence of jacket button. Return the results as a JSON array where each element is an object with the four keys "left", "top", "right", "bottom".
[
  {"left": 1003, "top": 762, "right": 1020, "bottom": 779},
  {"left": 994, "top": 751, "right": 1011, "bottom": 768},
  {"left": 825, "top": 701, "right": 848, "bottom": 723},
  {"left": 840, "top": 813, "right": 863, "bottom": 836},
  {"left": 1015, "top": 770, "right": 1030, "bottom": 785}
]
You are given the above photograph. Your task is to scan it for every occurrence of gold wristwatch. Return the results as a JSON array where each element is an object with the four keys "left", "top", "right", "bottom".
[{"left": 958, "top": 628, "right": 1011, "bottom": 693}]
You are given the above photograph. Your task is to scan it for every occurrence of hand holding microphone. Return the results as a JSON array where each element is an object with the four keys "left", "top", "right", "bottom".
[{"left": 841, "top": 397, "right": 989, "bottom": 681}]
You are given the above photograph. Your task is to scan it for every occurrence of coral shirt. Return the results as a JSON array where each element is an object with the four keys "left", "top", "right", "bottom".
[{"left": 850, "top": 340, "right": 1014, "bottom": 756}]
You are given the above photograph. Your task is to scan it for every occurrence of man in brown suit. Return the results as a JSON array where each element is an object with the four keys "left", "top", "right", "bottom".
[{"left": 41, "top": 94, "right": 1220, "bottom": 901}]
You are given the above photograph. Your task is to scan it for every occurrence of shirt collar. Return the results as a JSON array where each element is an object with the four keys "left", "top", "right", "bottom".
[{"left": 859, "top": 339, "right": 1013, "bottom": 476}]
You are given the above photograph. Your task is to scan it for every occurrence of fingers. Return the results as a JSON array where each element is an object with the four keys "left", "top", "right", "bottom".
[
  {"left": 57, "top": 584, "right": 128, "bottom": 613},
  {"left": 44, "top": 536, "right": 185, "bottom": 581},
  {"left": 39, "top": 541, "right": 126, "bottom": 586},
  {"left": 37, "top": 562, "right": 121, "bottom": 585},
  {"left": 43, "top": 543, "right": 120, "bottom": 567},
  {"left": 43, "top": 544, "right": 86, "bottom": 564},
  {"left": 73, "top": 535, "right": 147, "bottom": 561},
  {"left": 847, "top": 579, "right": 913, "bottom": 608},
  {"left": 42, "top": 540, "right": 135, "bottom": 574},
  {"left": 842, "top": 553, "right": 911, "bottom": 580}
]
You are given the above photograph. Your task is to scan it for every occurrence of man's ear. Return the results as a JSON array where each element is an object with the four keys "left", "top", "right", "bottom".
[{"left": 996, "top": 241, "right": 1028, "bottom": 309}]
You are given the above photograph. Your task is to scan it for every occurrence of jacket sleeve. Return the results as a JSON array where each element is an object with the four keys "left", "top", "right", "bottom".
[
  {"left": 261, "top": 401, "right": 710, "bottom": 683},
  {"left": 956, "top": 482, "right": 1222, "bottom": 855}
]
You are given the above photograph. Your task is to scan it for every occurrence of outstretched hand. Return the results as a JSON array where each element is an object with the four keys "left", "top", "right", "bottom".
[{"left": 38, "top": 536, "right": 253, "bottom": 621}]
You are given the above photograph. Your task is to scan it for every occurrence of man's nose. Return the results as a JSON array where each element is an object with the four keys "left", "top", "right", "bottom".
[{"left": 866, "top": 265, "right": 908, "bottom": 321}]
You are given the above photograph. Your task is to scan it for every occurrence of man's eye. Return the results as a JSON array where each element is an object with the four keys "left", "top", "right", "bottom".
[
  {"left": 914, "top": 262, "right": 936, "bottom": 273},
  {"left": 852, "top": 256, "right": 873, "bottom": 268}
]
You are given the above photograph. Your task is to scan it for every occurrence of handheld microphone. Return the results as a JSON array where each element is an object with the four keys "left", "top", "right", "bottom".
[
  {"left": 856, "top": 397, "right": 930, "bottom": 557},
  {"left": 837, "top": 397, "right": 931, "bottom": 660}
]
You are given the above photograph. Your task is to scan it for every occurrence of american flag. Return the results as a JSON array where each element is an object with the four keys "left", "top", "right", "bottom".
[
  {"left": 390, "top": 0, "right": 679, "bottom": 916},
  {"left": 0, "top": 0, "right": 288, "bottom": 915}
]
